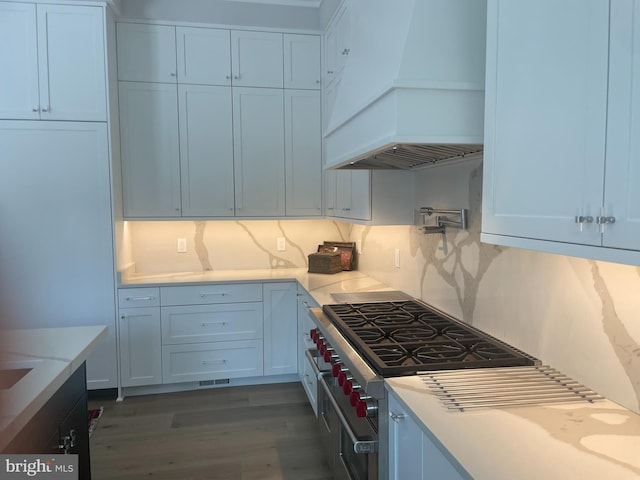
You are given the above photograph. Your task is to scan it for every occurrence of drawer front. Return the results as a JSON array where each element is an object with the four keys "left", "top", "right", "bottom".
[
  {"left": 160, "top": 283, "right": 262, "bottom": 306},
  {"left": 161, "top": 303, "right": 263, "bottom": 344},
  {"left": 118, "top": 287, "right": 160, "bottom": 308},
  {"left": 162, "top": 340, "right": 263, "bottom": 383}
]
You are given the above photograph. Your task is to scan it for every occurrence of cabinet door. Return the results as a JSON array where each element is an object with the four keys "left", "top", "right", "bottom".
[
  {"left": 233, "top": 87, "right": 285, "bottom": 216},
  {"left": 324, "top": 170, "right": 338, "bottom": 216},
  {"left": 603, "top": 0, "right": 640, "bottom": 250},
  {"left": 324, "top": 15, "right": 338, "bottom": 86},
  {"left": 350, "top": 170, "right": 371, "bottom": 221},
  {"left": 0, "top": 2, "right": 39, "bottom": 120},
  {"left": 117, "top": 23, "right": 177, "bottom": 83},
  {"left": 263, "top": 282, "right": 298, "bottom": 376},
  {"left": 335, "top": 170, "right": 352, "bottom": 217},
  {"left": 284, "top": 34, "right": 321, "bottom": 89},
  {"left": 388, "top": 392, "right": 423, "bottom": 479},
  {"left": 179, "top": 84, "right": 235, "bottom": 217},
  {"left": 285, "top": 90, "right": 322, "bottom": 216},
  {"left": 231, "top": 30, "right": 283, "bottom": 88},
  {"left": 36, "top": 4, "right": 106, "bottom": 121},
  {"left": 334, "top": 1, "right": 351, "bottom": 76},
  {"left": 119, "top": 81, "right": 181, "bottom": 218},
  {"left": 119, "top": 307, "right": 162, "bottom": 387},
  {"left": 177, "top": 27, "right": 231, "bottom": 86},
  {"left": 483, "top": 0, "right": 609, "bottom": 245}
]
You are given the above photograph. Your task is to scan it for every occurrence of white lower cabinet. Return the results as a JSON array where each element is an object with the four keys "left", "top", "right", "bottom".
[
  {"left": 297, "top": 286, "right": 320, "bottom": 415},
  {"left": 263, "top": 282, "right": 298, "bottom": 376},
  {"left": 118, "top": 288, "right": 161, "bottom": 388},
  {"left": 162, "top": 340, "right": 263, "bottom": 383},
  {"left": 388, "top": 389, "right": 467, "bottom": 480}
]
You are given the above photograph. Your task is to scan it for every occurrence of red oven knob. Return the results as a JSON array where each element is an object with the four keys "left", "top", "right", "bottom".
[
  {"left": 309, "top": 328, "right": 318, "bottom": 342},
  {"left": 356, "top": 399, "right": 378, "bottom": 418},
  {"left": 338, "top": 372, "right": 352, "bottom": 387},
  {"left": 323, "top": 349, "right": 337, "bottom": 363},
  {"left": 332, "top": 363, "right": 346, "bottom": 378},
  {"left": 350, "top": 390, "right": 361, "bottom": 406},
  {"left": 343, "top": 380, "right": 359, "bottom": 395},
  {"left": 319, "top": 342, "right": 329, "bottom": 355},
  {"left": 315, "top": 337, "right": 324, "bottom": 350}
]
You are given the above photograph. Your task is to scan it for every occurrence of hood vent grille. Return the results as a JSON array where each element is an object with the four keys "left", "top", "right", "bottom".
[{"left": 338, "top": 144, "right": 483, "bottom": 170}]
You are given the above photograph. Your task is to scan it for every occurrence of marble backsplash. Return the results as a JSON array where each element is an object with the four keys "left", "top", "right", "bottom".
[{"left": 123, "top": 159, "right": 640, "bottom": 414}]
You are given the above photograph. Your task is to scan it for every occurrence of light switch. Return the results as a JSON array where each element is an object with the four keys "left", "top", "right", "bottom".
[
  {"left": 177, "top": 238, "right": 187, "bottom": 253},
  {"left": 277, "top": 237, "right": 286, "bottom": 251}
]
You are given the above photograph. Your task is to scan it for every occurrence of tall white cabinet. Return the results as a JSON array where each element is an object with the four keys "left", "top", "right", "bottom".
[
  {"left": 0, "top": 122, "right": 117, "bottom": 389},
  {"left": 0, "top": 2, "right": 106, "bottom": 121},
  {"left": 482, "top": 0, "right": 640, "bottom": 265},
  {"left": 116, "top": 22, "right": 322, "bottom": 219}
]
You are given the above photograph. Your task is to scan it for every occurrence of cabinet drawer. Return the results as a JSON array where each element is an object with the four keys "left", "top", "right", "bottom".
[
  {"left": 162, "top": 340, "right": 263, "bottom": 383},
  {"left": 118, "top": 287, "right": 160, "bottom": 308},
  {"left": 161, "top": 303, "right": 263, "bottom": 344},
  {"left": 160, "top": 283, "right": 262, "bottom": 306}
]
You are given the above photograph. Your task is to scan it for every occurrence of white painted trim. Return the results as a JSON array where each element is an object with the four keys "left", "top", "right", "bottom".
[{"left": 116, "top": 17, "right": 322, "bottom": 34}]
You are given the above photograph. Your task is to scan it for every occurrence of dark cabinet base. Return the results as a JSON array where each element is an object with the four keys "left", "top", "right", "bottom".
[{"left": 3, "top": 363, "right": 91, "bottom": 479}]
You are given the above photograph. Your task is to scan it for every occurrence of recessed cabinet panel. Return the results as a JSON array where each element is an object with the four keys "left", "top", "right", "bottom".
[
  {"left": 161, "top": 283, "right": 262, "bottom": 306},
  {"left": 483, "top": 0, "right": 609, "bottom": 245},
  {"left": 603, "top": 0, "right": 640, "bottom": 250},
  {"left": 231, "top": 30, "right": 283, "bottom": 88},
  {"left": 0, "top": 3, "right": 39, "bottom": 120},
  {"left": 119, "top": 307, "right": 162, "bottom": 387},
  {"left": 37, "top": 4, "right": 107, "bottom": 121},
  {"left": 263, "top": 282, "right": 297, "bottom": 376},
  {"left": 285, "top": 90, "right": 322, "bottom": 216},
  {"left": 179, "top": 85, "right": 235, "bottom": 217},
  {"left": 117, "top": 23, "right": 177, "bottom": 83},
  {"left": 284, "top": 34, "right": 321, "bottom": 89},
  {"left": 233, "top": 87, "right": 285, "bottom": 216},
  {"left": 119, "top": 81, "right": 181, "bottom": 218},
  {"left": 161, "top": 303, "right": 263, "bottom": 344},
  {"left": 177, "top": 27, "right": 231, "bottom": 86}
]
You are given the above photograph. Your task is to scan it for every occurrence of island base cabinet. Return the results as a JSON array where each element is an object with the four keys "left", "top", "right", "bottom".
[
  {"left": 162, "top": 340, "right": 263, "bottom": 383},
  {"left": 3, "top": 364, "right": 91, "bottom": 479}
]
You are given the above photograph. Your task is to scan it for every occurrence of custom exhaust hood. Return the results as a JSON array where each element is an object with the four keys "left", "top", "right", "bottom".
[{"left": 324, "top": 0, "right": 487, "bottom": 170}]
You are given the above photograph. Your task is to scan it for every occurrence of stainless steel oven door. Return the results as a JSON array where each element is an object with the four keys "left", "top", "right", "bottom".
[{"left": 318, "top": 374, "right": 378, "bottom": 480}]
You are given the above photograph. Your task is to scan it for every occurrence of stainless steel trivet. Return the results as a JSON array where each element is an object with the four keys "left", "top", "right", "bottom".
[{"left": 420, "top": 366, "right": 604, "bottom": 411}]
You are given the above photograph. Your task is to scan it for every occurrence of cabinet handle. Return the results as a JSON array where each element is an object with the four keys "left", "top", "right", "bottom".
[
  {"left": 125, "top": 296, "right": 155, "bottom": 301},
  {"left": 200, "top": 321, "right": 228, "bottom": 327},
  {"left": 574, "top": 215, "right": 593, "bottom": 232},
  {"left": 327, "top": 70, "right": 334, "bottom": 75},
  {"left": 41, "top": 106, "right": 49, "bottom": 113},
  {"left": 58, "top": 429, "right": 76, "bottom": 454},
  {"left": 596, "top": 215, "right": 616, "bottom": 234},
  {"left": 234, "top": 75, "right": 240, "bottom": 80},
  {"left": 316, "top": 80, "right": 320, "bottom": 84},
  {"left": 199, "top": 292, "right": 227, "bottom": 297},
  {"left": 389, "top": 412, "right": 406, "bottom": 423},
  {"left": 170, "top": 72, "right": 176, "bottom": 77},
  {"left": 226, "top": 75, "right": 231, "bottom": 79},
  {"left": 32, "top": 107, "right": 39, "bottom": 112},
  {"left": 201, "top": 359, "right": 227, "bottom": 365},
  {"left": 342, "top": 48, "right": 350, "bottom": 55}
]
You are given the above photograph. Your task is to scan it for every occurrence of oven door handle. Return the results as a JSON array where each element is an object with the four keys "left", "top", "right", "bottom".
[
  {"left": 318, "top": 374, "right": 378, "bottom": 454},
  {"left": 305, "top": 348, "right": 326, "bottom": 378}
]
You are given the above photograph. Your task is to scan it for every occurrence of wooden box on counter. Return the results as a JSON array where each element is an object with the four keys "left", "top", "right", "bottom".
[{"left": 308, "top": 252, "right": 342, "bottom": 274}]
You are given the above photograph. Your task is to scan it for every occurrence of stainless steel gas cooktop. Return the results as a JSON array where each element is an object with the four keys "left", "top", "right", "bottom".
[{"left": 322, "top": 300, "right": 538, "bottom": 376}]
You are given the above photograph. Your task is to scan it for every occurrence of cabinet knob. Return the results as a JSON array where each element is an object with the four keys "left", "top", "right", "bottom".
[
  {"left": 327, "top": 70, "right": 334, "bottom": 75},
  {"left": 389, "top": 411, "right": 406, "bottom": 423},
  {"left": 342, "top": 48, "right": 350, "bottom": 55},
  {"left": 41, "top": 107, "right": 49, "bottom": 113},
  {"left": 226, "top": 75, "right": 231, "bottom": 79},
  {"left": 32, "top": 107, "right": 39, "bottom": 112},
  {"left": 170, "top": 72, "right": 176, "bottom": 77},
  {"left": 316, "top": 80, "right": 320, "bottom": 84}
]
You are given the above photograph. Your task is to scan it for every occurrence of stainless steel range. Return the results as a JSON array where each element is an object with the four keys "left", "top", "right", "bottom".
[{"left": 307, "top": 299, "right": 538, "bottom": 480}]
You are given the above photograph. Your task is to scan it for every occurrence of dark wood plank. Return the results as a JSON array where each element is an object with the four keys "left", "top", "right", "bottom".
[{"left": 89, "top": 382, "right": 331, "bottom": 480}]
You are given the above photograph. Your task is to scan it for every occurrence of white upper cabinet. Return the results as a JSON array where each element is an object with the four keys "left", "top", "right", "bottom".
[
  {"left": 233, "top": 87, "right": 285, "bottom": 216},
  {"left": 285, "top": 90, "right": 322, "bottom": 216},
  {"left": 176, "top": 27, "right": 231, "bottom": 86},
  {"left": 0, "top": 2, "right": 106, "bottom": 121},
  {"left": 119, "top": 81, "right": 181, "bottom": 217},
  {"left": 483, "top": 0, "right": 640, "bottom": 265},
  {"left": 231, "top": 30, "right": 283, "bottom": 88},
  {"left": 179, "top": 84, "right": 235, "bottom": 217},
  {"left": 602, "top": 0, "right": 640, "bottom": 251},
  {"left": 117, "top": 23, "right": 177, "bottom": 83},
  {"left": 323, "top": 1, "right": 350, "bottom": 87},
  {"left": 284, "top": 34, "right": 320, "bottom": 89}
]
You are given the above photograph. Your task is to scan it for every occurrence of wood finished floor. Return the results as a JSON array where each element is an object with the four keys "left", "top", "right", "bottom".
[{"left": 88, "top": 382, "right": 332, "bottom": 480}]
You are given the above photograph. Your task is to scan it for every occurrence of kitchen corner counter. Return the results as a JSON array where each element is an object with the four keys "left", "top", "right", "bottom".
[
  {"left": 0, "top": 325, "right": 107, "bottom": 451},
  {"left": 119, "top": 268, "right": 395, "bottom": 306},
  {"left": 386, "top": 375, "right": 640, "bottom": 480}
]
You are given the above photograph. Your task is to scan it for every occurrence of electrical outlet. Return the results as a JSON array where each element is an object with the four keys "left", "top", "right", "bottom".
[
  {"left": 394, "top": 248, "right": 400, "bottom": 268},
  {"left": 177, "top": 238, "right": 187, "bottom": 253},
  {"left": 276, "top": 237, "right": 286, "bottom": 251}
]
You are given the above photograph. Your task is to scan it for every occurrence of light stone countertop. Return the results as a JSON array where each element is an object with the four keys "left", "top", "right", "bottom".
[
  {"left": 120, "top": 268, "right": 396, "bottom": 306},
  {"left": 0, "top": 325, "right": 107, "bottom": 451},
  {"left": 386, "top": 375, "right": 640, "bottom": 480}
]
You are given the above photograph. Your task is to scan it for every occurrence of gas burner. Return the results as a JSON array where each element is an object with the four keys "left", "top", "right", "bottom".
[
  {"left": 355, "top": 303, "right": 404, "bottom": 315},
  {"left": 440, "top": 324, "right": 483, "bottom": 341},
  {"left": 367, "top": 312, "right": 415, "bottom": 326},
  {"left": 387, "top": 327, "right": 439, "bottom": 343}
]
